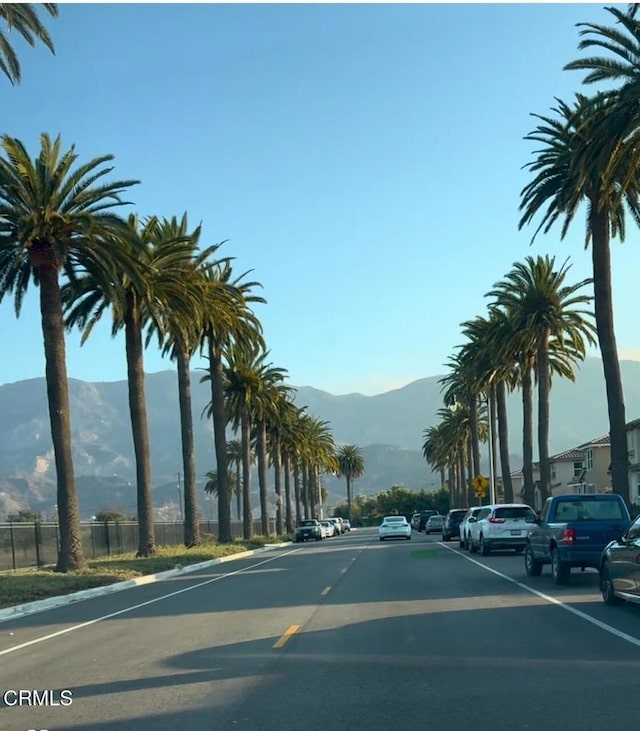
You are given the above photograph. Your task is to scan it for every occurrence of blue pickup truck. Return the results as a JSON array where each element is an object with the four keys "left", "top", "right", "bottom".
[{"left": 524, "top": 494, "right": 631, "bottom": 585}]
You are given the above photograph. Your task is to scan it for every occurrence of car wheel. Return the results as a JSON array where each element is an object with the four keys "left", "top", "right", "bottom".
[
  {"left": 479, "top": 535, "right": 490, "bottom": 556},
  {"left": 469, "top": 536, "right": 477, "bottom": 554},
  {"left": 551, "top": 548, "right": 570, "bottom": 585},
  {"left": 524, "top": 545, "right": 543, "bottom": 576},
  {"left": 459, "top": 536, "right": 465, "bottom": 549},
  {"left": 601, "top": 562, "right": 622, "bottom": 606}
]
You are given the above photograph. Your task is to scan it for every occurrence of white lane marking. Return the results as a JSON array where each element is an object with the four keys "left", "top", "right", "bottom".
[
  {"left": 0, "top": 548, "right": 301, "bottom": 657},
  {"left": 439, "top": 542, "right": 640, "bottom": 649}
]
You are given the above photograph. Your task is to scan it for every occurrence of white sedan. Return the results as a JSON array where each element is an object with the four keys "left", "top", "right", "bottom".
[{"left": 379, "top": 516, "right": 412, "bottom": 541}]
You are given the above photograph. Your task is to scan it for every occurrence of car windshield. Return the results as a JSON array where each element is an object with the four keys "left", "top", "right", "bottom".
[{"left": 300, "top": 520, "right": 317, "bottom": 527}]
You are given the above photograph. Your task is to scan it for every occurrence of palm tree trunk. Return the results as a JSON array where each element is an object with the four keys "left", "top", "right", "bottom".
[
  {"left": 346, "top": 475, "right": 352, "bottom": 521},
  {"left": 440, "top": 468, "right": 445, "bottom": 488},
  {"left": 496, "top": 380, "right": 513, "bottom": 503},
  {"left": 466, "top": 436, "right": 474, "bottom": 505},
  {"left": 591, "top": 210, "right": 629, "bottom": 503},
  {"left": 208, "top": 338, "right": 231, "bottom": 543},
  {"left": 301, "top": 465, "right": 308, "bottom": 518},
  {"left": 283, "top": 451, "right": 293, "bottom": 532},
  {"left": 537, "top": 331, "right": 552, "bottom": 502},
  {"left": 176, "top": 343, "right": 199, "bottom": 547},
  {"left": 273, "top": 438, "right": 283, "bottom": 536},
  {"left": 469, "top": 394, "right": 481, "bottom": 477},
  {"left": 235, "top": 460, "right": 242, "bottom": 521},
  {"left": 124, "top": 293, "right": 156, "bottom": 558},
  {"left": 458, "top": 449, "right": 468, "bottom": 507},
  {"left": 447, "top": 464, "right": 456, "bottom": 507},
  {"left": 293, "top": 461, "right": 302, "bottom": 525},
  {"left": 35, "top": 261, "right": 86, "bottom": 572},
  {"left": 256, "top": 419, "right": 269, "bottom": 534},
  {"left": 241, "top": 410, "right": 252, "bottom": 539},
  {"left": 489, "top": 384, "right": 499, "bottom": 502},
  {"left": 522, "top": 358, "right": 535, "bottom": 507}
]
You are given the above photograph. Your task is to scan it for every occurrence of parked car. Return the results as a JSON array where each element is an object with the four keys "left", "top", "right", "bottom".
[
  {"left": 468, "top": 504, "right": 537, "bottom": 555},
  {"left": 599, "top": 513, "right": 640, "bottom": 606},
  {"left": 320, "top": 520, "right": 335, "bottom": 538},
  {"left": 342, "top": 519, "right": 351, "bottom": 532},
  {"left": 442, "top": 509, "right": 467, "bottom": 542},
  {"left": 417, "top": 509, "right": 439, "bottom": 532},
  {"left": 411, "top": 513, "right": 421, "bottom": 530},
  {"left": 327, "top": 517, "right": 343, "bottom": 535},
  {"left": 459, "top": 507, "right": 484, "bottom": 549},
  {"left": 524, "top": 494, "right": 631, "bottom": 584},
  {"left": 294, "top": 519, "right": 322, "bottom": 542},
  {"left": 379, "top": 515, "right": 412, "bottom": 541},
  {"left": 425, "top": 515, "right": 445, "bottom": 534}
]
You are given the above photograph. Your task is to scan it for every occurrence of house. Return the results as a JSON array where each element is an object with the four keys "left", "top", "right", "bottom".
[
  {"left": 511, "top": 462, "right": 540, "bottom": 504},
  {"left": 577, "top": 434, "right": 611, "bottom": 494},
  {"left": 549, "top": 448, "right": 585, "bottom": 496},
  {"left": 626, "top": 418, "right": 640, "bottom": 506}
]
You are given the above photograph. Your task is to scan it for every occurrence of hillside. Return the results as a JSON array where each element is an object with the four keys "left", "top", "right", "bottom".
[{"left": 1, "top": 357, "right": 639, "bottom": 517}]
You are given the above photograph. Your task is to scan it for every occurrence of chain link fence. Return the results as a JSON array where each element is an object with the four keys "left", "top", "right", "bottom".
[{"left": 0, "top": 518, "right": 275, "bottom": 571}]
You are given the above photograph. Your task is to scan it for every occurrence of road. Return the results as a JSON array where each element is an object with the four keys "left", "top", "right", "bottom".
[{"left": 1, "top": 528, "right": 640, "bottom": 731}]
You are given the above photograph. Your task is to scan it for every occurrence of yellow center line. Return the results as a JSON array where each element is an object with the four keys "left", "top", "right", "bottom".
[
  {"left": 321, "top": 586, "right": 331, "bottom": 595},
  {"left": 273, "top": 624, "right": 300, "bottom": 649}
]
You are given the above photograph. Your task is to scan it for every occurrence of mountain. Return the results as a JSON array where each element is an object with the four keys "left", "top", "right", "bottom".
[{"left": 1, "top": 357, "right": 640, "bottom": 517}]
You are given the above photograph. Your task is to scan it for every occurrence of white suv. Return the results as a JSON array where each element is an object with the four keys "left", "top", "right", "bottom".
[
  {"left": 460, "top": 507, "right": 484, "bottom": 550},
  {"left": 468, "top": 503, "right": 536, "bottom": 556}
]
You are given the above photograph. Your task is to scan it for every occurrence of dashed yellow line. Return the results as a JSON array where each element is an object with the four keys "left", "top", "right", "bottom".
[
  {"left": 273, "top": 624, "right": 300, "bottom": 648},
  {"left": 321, "top": 586, "right": 331, "bottom": 595}
]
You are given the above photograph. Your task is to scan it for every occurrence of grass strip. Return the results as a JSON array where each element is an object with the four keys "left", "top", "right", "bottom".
[{"left": 0, "top": 535, "right": 290, "bottom": 609}]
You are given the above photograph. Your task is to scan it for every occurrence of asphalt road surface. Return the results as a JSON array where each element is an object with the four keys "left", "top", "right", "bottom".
[{"left": 1, "top": 528, "right": 640, "bottom": 731}]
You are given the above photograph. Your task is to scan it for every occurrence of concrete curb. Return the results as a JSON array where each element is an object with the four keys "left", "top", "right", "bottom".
[{"left": 0, "top": 541, "right": 292, "bottom": 625}]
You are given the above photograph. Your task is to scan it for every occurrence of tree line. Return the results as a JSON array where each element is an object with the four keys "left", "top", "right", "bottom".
[
  {"left": 0, "top": 5, "right": 366, "bottom": 572},
  {"left": 423, "top": 6, "right": 640, "bottom": 512}
]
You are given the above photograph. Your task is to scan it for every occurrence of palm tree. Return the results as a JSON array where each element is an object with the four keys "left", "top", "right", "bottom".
[
  {"left": 226, "top": 439, "right": 246, "bottom": 520},
  {"left": 145, "top": 215, "right": 230, "bottom": 548},
  {"left": 0, "top": 3, "right": 58, "bottom": 84},
  {"left": 336, "top": 444, "right": 365, "bottom": 521},
  {"left": 200, "top": 263, "right": 265, "bottom": 543},
  {"left": 0, "top": 133, "right": 138, "bottom": 571},
  {"left": 519, "top": 88, "right": 640, "bottom": 503},
  {"left": 204, "top": 468, "right": 239, "bottom": 520},
  {"left": 487, "top": 256, "right": 596, "bottom": 502},
  {"left": 64, "top": 215, "right": 195, "bottom": 557}
]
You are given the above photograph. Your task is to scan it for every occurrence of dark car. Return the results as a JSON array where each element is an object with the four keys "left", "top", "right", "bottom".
[
  {"left": 599, "top": 513, "right": 640, "bottom": 606},
  {"left": 442, "top": 509, "right": 467, "bottom": 542},
  {"left": 418, "top": 510, "right": 439, "bottom": 532},
  {"left": 294, "top": 519, "right": 322, "bottom": 542}
]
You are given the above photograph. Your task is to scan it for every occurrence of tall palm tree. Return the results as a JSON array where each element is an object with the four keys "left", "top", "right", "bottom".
[
  {"left": 0, "top": 3, "right": 58, "bottom": 84},
  {"left": 336, "top": 444, "right": 365, "bottom": 521},
  {"left": 487, "top": 256, "right": 596, "bottom": 502},
  {"left": 200, "top": 263, "right": 265, "bottom": 543},
  {"left": 519, "top": 89, "right": 640, "bottom": 503},
  {"left": 145, "top": 215, "right": 231, "bottom": 548},
  {"left": 440, "top": 353, "right": 483, "bottom": 484},
  {"left": 64, "top": 215, "right": 195, "bottom": 557},
  {"left": 226, "top": 438, "right": 246, "bottom": 520},
  {"left": 0, "top": 134, "right": 137, "bottom": 571}
]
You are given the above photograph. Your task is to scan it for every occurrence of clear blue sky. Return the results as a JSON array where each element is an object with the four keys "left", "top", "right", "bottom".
[{"left": 1, "top": 3, "right": 638, "bottom": 395}]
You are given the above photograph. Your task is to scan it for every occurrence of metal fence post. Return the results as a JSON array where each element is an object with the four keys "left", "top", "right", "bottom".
[
  {"left": 34, "top": 521, "right": 42, "bottom": 567},
  {"left": 104, "top": 520, "right": 111, "bottom": 557},
  {"left": 9, "top": 522, "right": 16, "bottom": 571}
]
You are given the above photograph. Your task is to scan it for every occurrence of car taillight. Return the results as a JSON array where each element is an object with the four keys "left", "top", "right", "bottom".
[
  {"left": 563, "top": 527, "right": 576, "bottom": 545},
  {"left": 488, "top": 517, "right": 506, "bottom": 523}
]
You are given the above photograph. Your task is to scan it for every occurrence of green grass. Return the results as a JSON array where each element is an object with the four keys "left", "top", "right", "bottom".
[{"left": 0, "top": 535, "right": 291, "bottom": 609}]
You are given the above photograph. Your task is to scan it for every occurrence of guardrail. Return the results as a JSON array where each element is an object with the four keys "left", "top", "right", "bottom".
[{"left": 0, "top": 518, "right": 276, "bottom": 572}]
